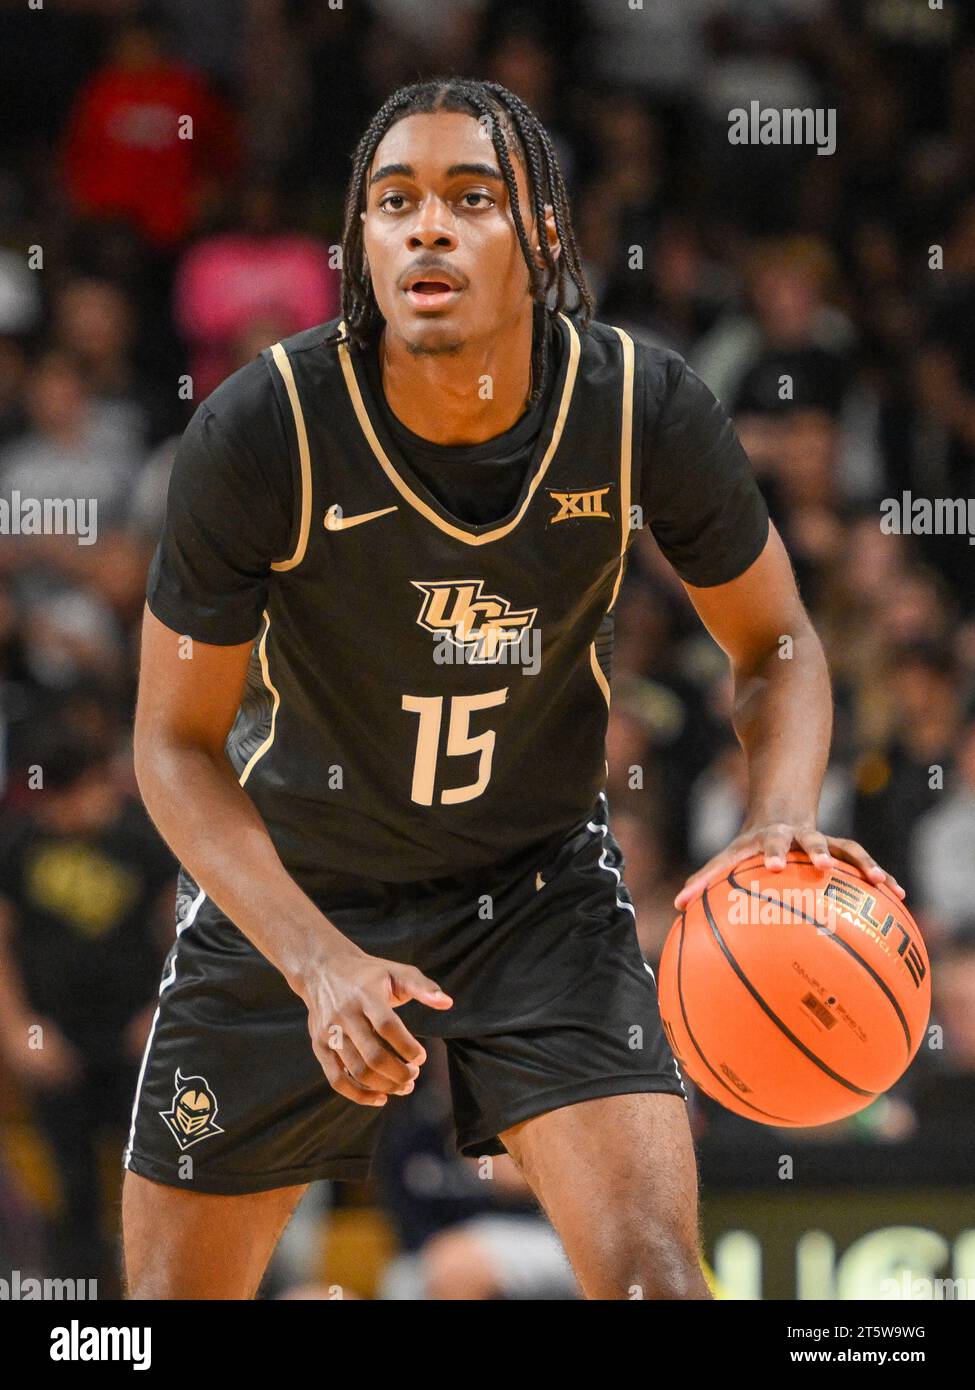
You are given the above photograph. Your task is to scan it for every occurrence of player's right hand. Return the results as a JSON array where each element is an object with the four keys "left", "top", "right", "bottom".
[{"left": 302, "top": 949, "right": 453, "bottom": 1106}]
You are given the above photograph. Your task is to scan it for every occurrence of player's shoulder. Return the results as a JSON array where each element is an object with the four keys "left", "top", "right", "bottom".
[
  {"left": 584, "top": 317, "right": 694, "bottom": 419},
  {"left": 195, "top": 317, "right": 344, "bottom": 445},
  {"left": 271, "top": 315, "right": 346, "bottom": 367}
]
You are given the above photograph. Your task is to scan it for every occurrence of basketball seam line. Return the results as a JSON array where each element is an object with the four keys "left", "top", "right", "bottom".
[
  {"left": 702, "top": 888, "right": 876, "bottom": 1099},
  {"left": 726, "top": 852, "right": 919, "bottom": 923},
  {"left": 725, "top": 867, "right": 915, "bottom": 1056},
  {"left": 674, "top": 911, "right": 793, "bottom": 1124}
]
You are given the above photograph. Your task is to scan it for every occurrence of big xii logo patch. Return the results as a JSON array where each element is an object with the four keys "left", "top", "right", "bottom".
[
  {"left": 546, "top": 485, "right": 613, "bottom": 524},
  {"left": 160, "top": 1069, "right": 224, "bottom": 1150},
  {"left": 412, "top": 579, "right": 537, "bottom": 663}
]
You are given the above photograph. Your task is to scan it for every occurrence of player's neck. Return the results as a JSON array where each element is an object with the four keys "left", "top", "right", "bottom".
[{"left": 377, "top": 309, "right": 535, "bottom": 446}]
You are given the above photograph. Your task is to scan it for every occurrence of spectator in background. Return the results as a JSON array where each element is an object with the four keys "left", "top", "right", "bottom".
[
  {"left": 692, "top": 237, "right": 852, "bottom": 410},
  {"left": 585, "top": 0, "right": 717, "bottom": 104},
  {"left": 915, "top": 194, "right": 975, "bottom": 612},
  {"left": 0, "top": 247, "right": 42, "bottom": 449},
  {"left": 909, "top": 926, "right": 975, "bottom": 1137},
  {"left": 911, "top": 719, "right": 975, "bottom": 943},
  {"left": 687, "top": 741, "right": 852, "bottom": 870},
  {"left": 606, "top": 672, "right": 713, "bottom": 868},
  {"left": 61, "top": 14, "right": 239, "bottom": 251},
  {"left": 616, "top": 216, "right": 736, "bottom": 355},
  {"left": 694, "top": 0, "right": 831, "bottom": 234},
  {"left": 576, "top": 97, "right": 666, "bottom": 318},
  {"left": 373, "top": 1043, "right": 577, "bottom": 1300},
  {"left": 843, "top": 0, "right": 971, "bottom": 138},
  {"left": 0, "top": 350, "right": 142, "bottom": 540},
  {"left": 153, "top": 0, "right": 246, "bottom": 90},
  {"left": 852, "top": 643, "right": 964, "bottom": 900},
  {"left": 0, "top": 333, "right": 31, "bottom": 454},
  {"left": 478, "top": 0, "right": 591, "bottom": 93},
  {"left": 173, "top": 176, "right": 339, "bottom": 400},
  {"left": 53, "top": 278, "right": 184, "bottom": 449},
  {"left": 812, "top": 521, "right": 936, "bottom": 750},
  {"left": 0, "top": 579, "right": 35, "bottom": 799},
  {"left": 482, "top": 15, "right": 572, "bottom": 174},
  {"left": 13, "top": 593, "right": 127, "bottom": 714},
  {"left": 0, "top": 728, "right": 174, "bottom": 1291}
]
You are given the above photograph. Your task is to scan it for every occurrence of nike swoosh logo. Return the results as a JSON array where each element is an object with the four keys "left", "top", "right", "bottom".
[{"left": 324, "top": 504, "right": 398, "bottom": 531}]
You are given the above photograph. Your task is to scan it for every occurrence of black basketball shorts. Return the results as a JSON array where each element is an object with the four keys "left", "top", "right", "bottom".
[{"left": 123, "top": 794, "right": 686, "bottom": 1194}]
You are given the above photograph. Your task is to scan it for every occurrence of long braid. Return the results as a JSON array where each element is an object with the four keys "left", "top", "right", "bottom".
[
  {"left": 443, "top": 80, "right": 550, "bottom": 392},
  {"left": 331, "top": 77, "right": 594, "bottom": 402},
  {"left": 475, "top": 82, "right": 571, "bottom": 390},
  {"left": 484, "top": 82, "right": 593, "bottom": 322},
  {"left": 338, "top": 86, "right": 423, "bottom": 339}
]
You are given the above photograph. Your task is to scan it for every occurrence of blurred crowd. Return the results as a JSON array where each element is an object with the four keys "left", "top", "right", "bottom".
[{"left": 1, "top": 0, "right": 974, "bottom": 1298}]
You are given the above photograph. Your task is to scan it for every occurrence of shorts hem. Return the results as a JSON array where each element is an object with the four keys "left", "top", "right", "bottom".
[
  {"left": 456, "top": 1072, "right": 687, "bottom": 1157},
  {"left": 124, "top": 1149, "right": 372, "bottom": 1193}
]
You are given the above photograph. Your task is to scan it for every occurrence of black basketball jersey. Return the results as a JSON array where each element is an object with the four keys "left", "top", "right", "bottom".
[
  {"left": 218, "top": 313, "right": 636, "bottom": 881},
  {"left": 148, "top": 311, "right": 770, "bottom": 886}
]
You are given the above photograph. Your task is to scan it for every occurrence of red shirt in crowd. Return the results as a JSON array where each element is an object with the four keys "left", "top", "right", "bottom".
[{"left": 63, "top": 60, "right": 239, "bottom": 247}]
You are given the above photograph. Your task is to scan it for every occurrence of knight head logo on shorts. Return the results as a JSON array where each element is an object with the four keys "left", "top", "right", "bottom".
[{"left": 160, "top": 1069, "right": 224, "bottom": 1150}]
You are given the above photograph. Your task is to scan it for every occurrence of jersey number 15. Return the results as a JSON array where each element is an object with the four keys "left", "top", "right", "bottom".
[{"left": 402, "top": 689, "right": 508, "bottom": 806}]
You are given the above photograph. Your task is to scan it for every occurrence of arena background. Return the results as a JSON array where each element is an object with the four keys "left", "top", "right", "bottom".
[{"left": 0, "top": 0, "right": 973, "bottom": 1302}]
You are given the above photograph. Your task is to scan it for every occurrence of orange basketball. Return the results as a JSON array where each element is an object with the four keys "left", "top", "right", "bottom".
[{"left": 657, "top": 853, "right": 931, "bottom": 1127}]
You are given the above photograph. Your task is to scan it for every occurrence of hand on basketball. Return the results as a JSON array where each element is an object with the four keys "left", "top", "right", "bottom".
[
  {"left": 674, "top": 824, "right": 905, "bottom": 911},
  {"left": 303, "top": 948, "right": 453, "bottom": 1106}
]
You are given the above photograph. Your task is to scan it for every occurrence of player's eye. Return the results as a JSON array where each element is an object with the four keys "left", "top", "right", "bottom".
[
  {"left": 459, "top": 191, "right": 494, "bottom": 209},
  {"left": 378, "top": 192, "right": 409, "bottom": 212}
]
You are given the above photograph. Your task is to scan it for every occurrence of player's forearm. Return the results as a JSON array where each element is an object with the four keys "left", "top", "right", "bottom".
[
  {"left": 730, "top": 618, "right": 832, "bottom": 828},
  {"left": 133, "top": 742, "right": 363, "bottom": 990}
]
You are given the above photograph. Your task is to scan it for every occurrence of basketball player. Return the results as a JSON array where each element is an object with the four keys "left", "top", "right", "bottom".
[{"left": 122, "top": 79, "right": 902, "bottom": 1300}]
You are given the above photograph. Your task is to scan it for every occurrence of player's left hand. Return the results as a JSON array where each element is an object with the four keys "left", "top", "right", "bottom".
[{"left": 673, "top": 823, "right": 905, "bottom": 911}]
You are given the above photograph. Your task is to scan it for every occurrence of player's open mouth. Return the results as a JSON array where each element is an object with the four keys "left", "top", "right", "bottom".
[{"left": 403, "top": 281, "right": 462, "bottom": 311}]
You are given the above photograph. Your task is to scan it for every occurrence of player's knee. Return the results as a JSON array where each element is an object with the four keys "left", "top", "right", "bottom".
[
  {"left": 606, "top": 1231, "right": 708, "bottom": 1301},
  {"left": 124, "top": 1266, "right": 167, "bottom": 1300},
  {"left": 421, "top": 1228, "right": 501, "bottom": 1301},
  {"left": 122, "top": 1237, "right": 171, "bottom": 1300}
]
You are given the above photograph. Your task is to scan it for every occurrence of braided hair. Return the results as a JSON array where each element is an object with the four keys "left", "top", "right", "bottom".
[{"left": 334, "top": 77, "right": 593, "bottom": 402}]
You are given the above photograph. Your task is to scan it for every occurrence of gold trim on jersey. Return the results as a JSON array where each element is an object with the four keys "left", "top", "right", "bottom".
[
  {"left": 589, "top": 324, "right": 636, "bottom": 712},
  {"left": 268, "top": 343, "right": 313, "bottom": 572},
  {"left": 607, "top": 326, "right": 635, "bottom": 610},
  {"left": 336, "top": 314, "right": 582, "bottom": 546},
  {"left": 590, "top": 640, "right": 611, "bottom": 708},
  {"left": 238, "top": 611, "right": 280, "bottom": 787}
]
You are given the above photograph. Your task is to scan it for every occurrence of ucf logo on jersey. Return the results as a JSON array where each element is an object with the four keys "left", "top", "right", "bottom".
[{"left": 412, "top": 579, "right": 537, "bottom": 663}]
